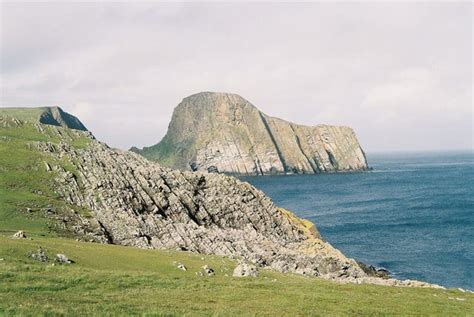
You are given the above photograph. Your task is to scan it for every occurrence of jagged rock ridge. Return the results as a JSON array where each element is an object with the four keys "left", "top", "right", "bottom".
[
  {"left": 0, "top": 113, "right": 440, "bottom": 288},
  {"left": 0, "top": 106, "right": 87, "bottom": 131},
  {"left": 134, "top": 92, "right": 369, "bottom": 175}
]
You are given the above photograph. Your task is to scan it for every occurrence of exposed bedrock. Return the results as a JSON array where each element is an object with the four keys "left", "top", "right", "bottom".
[{"left": 134, "top": 92, "right": 369, "bottom": 175}]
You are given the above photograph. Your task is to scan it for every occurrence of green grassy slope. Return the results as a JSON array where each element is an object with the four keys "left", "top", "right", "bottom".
[
  {"left": 1, "top": 116, "right": 473, "bottom": 316},
  {"left": 1, "top": 235, "right": 473, "bottom": 316},
  {"left": 0, "top": 107, "right": 48, "bottom": 123},
  {"left": 0, "top": 107, "right": 87, "bottom": 131},
  {"left": 0, "top": 117, "right": 91, "bottom": 238}
]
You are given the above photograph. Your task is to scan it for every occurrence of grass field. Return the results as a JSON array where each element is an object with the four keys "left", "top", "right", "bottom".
[
  {"left": 1, "top": 116, "right": 473, "bottom": 316},
  {"left": 1, "top": 234, "right": 473, "bottom": 316}
]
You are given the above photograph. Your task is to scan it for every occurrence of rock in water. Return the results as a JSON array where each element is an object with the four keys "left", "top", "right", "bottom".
[
  {"left": 233, "top": 262, "right": 259, "bottom": 277},
  {"left": 133, "top": 92, "right": 369, "bottom": 175}
]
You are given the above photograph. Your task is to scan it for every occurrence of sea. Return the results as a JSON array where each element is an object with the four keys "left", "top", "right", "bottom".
[{"left": 241, "top": 151, "right": 473, "bottom": 290}]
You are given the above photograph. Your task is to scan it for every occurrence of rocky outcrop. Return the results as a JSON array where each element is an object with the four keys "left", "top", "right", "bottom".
[
  {"left": 0, "top": 106, "right": 87, "bottom": 131},
  {"left": 0, "top": 114, "right": 441, "bottom": 288},
  {"left": 134, "top": 92, "right": 369, "bottom": 175},
  {"left": 36, "top": 135, "right": 366, "bottom": 280}
]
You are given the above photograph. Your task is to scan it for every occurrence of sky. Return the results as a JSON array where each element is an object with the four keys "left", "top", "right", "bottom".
[{"left": 1, "top": 1, "right": 472, "bottom": 152}]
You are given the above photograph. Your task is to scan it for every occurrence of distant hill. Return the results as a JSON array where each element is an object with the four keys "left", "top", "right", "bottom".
[
  {"left": 132, "top": 92, "right": 369, "bottom": 175},
  {"left": 0, "top": 106, "right": 87, "bottom": 131}
]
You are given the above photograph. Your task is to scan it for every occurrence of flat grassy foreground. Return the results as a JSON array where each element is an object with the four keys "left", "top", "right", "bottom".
[{"left": 0, "top": 235, "right": 472, "bottom": 316}]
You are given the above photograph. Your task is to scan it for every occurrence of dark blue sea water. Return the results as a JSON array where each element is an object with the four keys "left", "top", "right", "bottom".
[{"left": 241, "top": 151, "right": 474, "bottom": 289}]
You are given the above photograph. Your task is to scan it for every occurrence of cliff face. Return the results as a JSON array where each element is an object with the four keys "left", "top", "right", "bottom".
[{"left": 135, "top": 92, "right": 368, "bottom": 175}]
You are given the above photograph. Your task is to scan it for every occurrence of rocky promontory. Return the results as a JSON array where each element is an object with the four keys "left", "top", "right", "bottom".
[
  {"left": 0, "top": 110, "right": 440, "bottom": 288},
  {"left": 133, "top": 92, "right": 369, "bottom": 175}
]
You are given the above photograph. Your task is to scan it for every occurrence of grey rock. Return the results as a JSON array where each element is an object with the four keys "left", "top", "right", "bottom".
[
  {"left": 30, "top": 247, "right": 48, "bottom": 262},
  {"left": 233, "top": 262, "right": 258, "bottom": 277},
  {"left": 13, "top": 230, "right": 26, "bottom": 239},
  {"left": 134, "top": 92, "right": 369, "bottom": 176},
  {"left": 55, "top": 253, "right": 73, "bottom": 264},
  {"left": 176, "top": 263, "right": 187, "bottom": 271},
  {"left": 201, "top": 265, "right": 215, "bottom": 276}
]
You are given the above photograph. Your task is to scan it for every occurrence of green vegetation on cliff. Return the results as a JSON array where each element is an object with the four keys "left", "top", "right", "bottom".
[
  {"left": 134, "top": 92, "right": 369, "bottom": 175},
  {"left": 0, "top": 115, "right": 92, "bottom": 237},
  {"left": 0, "top": 106, "right": 88, "bottom": 131}
]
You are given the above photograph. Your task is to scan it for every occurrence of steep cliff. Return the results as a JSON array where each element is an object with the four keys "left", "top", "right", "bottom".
[{"left": 134, "top": 92, "right": 368, "bottom": 175}]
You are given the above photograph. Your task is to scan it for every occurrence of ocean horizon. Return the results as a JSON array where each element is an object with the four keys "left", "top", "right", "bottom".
[{"left": 241, "top": 150, "right": 474, "bottom": 289}]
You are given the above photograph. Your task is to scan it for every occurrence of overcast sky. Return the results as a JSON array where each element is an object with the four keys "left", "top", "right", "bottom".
[{"left": 1, "top": 2, "right": 472, "bottom": 152}]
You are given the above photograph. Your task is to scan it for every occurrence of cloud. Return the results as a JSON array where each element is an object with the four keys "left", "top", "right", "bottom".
[{"left": 1, "top": 2, "right": 472, "bottom": 152}]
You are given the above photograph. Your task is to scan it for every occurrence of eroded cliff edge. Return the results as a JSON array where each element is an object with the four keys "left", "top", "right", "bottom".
[{"left": 133, "top": 92, "right": 369, "bottom": 175}]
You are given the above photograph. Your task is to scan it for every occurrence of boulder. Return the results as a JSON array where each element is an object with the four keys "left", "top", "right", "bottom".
[
  {"left": 13, "top": 230, "right": 26, "bottom": 239},
  {"left": 176, "top": 263, "right": 187, "bottom": 271},
  {"left": 233, "top": 262, "right": 258, "bottom": 277},
  {"left": 29, "top": 247, "right": 48, "bottom": 262},
  {"left": 201, "top": 265, "right": 215, "bottom": 276},
  {"left": 55, "top": 254, "right": 73, "bottom": 264}
]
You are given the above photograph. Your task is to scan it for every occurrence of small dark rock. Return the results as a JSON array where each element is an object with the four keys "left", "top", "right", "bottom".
[
  {"left": 357, "top": 261, "right": 390, "bottom": 279},
  {"left": 207, "top": 166, "right": 219, "bottom": 173},
  {"left": 189, "top": 162, "right": 199, "bottom": 172}
]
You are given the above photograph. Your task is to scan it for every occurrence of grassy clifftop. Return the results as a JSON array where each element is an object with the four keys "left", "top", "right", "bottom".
[{"left": 0, "top": 107, "right": 87, "bottom": 131}]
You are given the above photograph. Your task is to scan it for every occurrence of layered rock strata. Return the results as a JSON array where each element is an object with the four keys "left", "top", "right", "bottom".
[
  {"left": 134, "top": 92, "right": 369, "bottom": 175},
  {"left": 1, "top": 115, "right": 440, "bottom": 287}
]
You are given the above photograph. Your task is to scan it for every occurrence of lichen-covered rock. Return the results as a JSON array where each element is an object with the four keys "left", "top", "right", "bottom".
[{"left": 134, "top": 92, "right": 369, "bottom": 175}]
